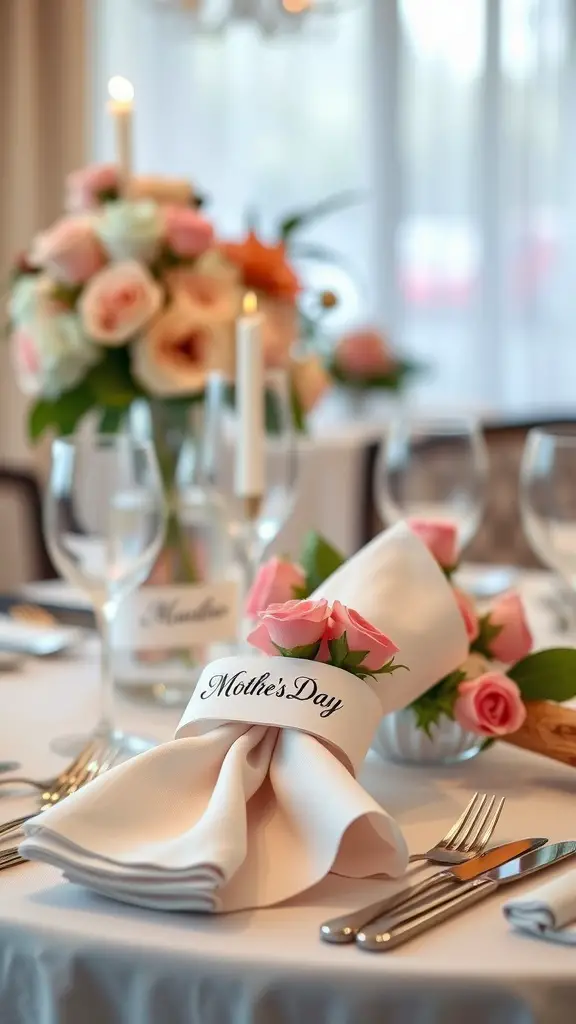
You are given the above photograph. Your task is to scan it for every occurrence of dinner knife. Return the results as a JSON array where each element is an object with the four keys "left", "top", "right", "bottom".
[
  {"left": 320, "top": 837, "right": 547, "bottom": 944},
  {"left": 356, "top": 840, "right": 576, "bottom": 952}
]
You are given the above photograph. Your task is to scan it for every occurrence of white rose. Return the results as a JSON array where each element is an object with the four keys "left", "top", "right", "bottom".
[
  {"left": 79, "top": 261, "right": 163, "bottom": 346},
  {"left": 10, "top": 314, "right": 100, "bottom": 398},
  {"left": 96, "top": 200, "right": 163, "bottom": 264}
]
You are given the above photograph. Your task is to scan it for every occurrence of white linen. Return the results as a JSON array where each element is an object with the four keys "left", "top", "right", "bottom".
[
  {"left": 19, "top": 523, "right": 467, "bottom": 914},
  {"left": 0, "top": 572, "right": 575, "bottom": 1024},
  {"left": 504, "top": 871, "right": 576, "bottom": 945}
]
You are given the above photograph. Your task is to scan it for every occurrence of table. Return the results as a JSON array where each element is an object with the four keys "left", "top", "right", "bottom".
[{"left": 1, "top": 572, "right": 575, "bottom": 1024}]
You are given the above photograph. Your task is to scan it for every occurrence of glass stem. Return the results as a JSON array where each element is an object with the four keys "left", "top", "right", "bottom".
[{"left": 95, "top": 603, "right": 116, "bottom": 739}]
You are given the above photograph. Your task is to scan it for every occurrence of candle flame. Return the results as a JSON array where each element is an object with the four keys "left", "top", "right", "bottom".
[
  {"left": 243, "top": 292, "right": 258, "bottom": 316},
  {"left": 108, "top": 76, "right": 134, "bottom": 104}
]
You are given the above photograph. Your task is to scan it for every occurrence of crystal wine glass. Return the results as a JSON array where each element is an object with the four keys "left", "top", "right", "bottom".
[
  {"left": 374, "top": 416, "right": 488, "bottom": 556},
  {"left": 520, "top": 429, "right": 576, "bottom": 626},
  {"left": 44, "top": 433, "right": 166, "bottom": 755}
]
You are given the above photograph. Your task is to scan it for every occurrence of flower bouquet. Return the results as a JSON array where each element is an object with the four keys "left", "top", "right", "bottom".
[{"left": 246, "top": 523, "right": 576, "bottom": 765}]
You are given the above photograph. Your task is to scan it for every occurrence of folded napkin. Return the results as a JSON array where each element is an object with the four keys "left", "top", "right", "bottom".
[
  {"left": 504, "top": 871, "right": 576, "bottom": 945},
  {"left": 20, "top": 522, "right": 468, "bottom": 914}
]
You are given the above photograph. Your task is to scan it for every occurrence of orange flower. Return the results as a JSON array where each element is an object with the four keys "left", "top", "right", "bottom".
[{"left": 220, "top": 232, "right": 300, "bottom": 303}]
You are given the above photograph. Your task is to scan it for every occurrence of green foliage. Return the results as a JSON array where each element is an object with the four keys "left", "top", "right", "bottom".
[
  {"left": 411, "top": 669, "right": 467, "bottom": 738},
  {"left": 507, "top": 648, "right": 576, "bottom": 703},
  {"left": 472, "top": 613, "right": 503, "bottom": 658},
  {"left": 299, "top": 530, "right": 345, "bottom": 594},
  {"left": 328, "top": 357, "right": 423, "bottom": 393},
  {"left": 279, "top": 190, "right": 364, "bottom": 241},
  {"left": 272, "top": 639, "right": 322, "bottom": 660}
]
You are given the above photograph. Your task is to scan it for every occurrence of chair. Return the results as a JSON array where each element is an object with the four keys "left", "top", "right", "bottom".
[
  {"left": 0, "top": 467, "right": 56, "bottom": 586},
  {"left": 364, "top": 418, "right": 576, "bottom": 568}
]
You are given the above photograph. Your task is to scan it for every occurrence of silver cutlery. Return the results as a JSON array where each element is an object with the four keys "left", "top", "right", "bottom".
[
  {"left": 357, "top": 840, "right": 576, "bottom": 951},
  {"left": 321, "top": 792, "right": 507, "bottom": 943},
  {"left": 0, "top": 762, "right": 21, "bottom": 775},
  {"left": 0, "top": 738, "right": 121, "bottom": 841},
  {"left": 0, "top": 739, "right": 103, "bottom": 793}
]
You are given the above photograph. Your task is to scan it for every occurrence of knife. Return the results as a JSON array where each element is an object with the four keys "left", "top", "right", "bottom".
[
  {"left": 320, "top": 837, "right": 547, "bottom": 944},
  {"left": 356, "top": 840, "right": 576, "bottom": 952}
]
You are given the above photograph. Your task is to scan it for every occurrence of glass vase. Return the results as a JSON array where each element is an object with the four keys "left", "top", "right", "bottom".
[
  {"left": 373, "top": 708, "right": 483, "bottom": 765},
  {"left": 113, "top": 400, "right": 241, "bottom": 708}
]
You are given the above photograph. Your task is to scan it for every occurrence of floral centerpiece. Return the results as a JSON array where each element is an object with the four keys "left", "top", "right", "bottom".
[{"left": 246, "top": 524, "right": 576, "bottom": 764}]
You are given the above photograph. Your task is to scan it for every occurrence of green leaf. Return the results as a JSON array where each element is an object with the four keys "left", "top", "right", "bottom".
[
  {"left": 471, "top": 613, "right": 503, "bottom": 657},
  {"left": 98, "top": 407, "right": 125, "bottom": 433},
  {"left": 508, "top": 648, "right": 576, "bottom": 702},
  {"left": 28, "top": 399, "right": 60, "bottom": 441},
  {"left": 328, "top": 357, "right": 423, "bottom": 393},
  {"left": 343, "top": 649, "right": 370, "bottom": 668},
  {"left": 279, "top": 190, "right": 365, "bottom": 240},
  {"left": 272, "top": 639, "right": 322, "bottom": 660},
  {"left": 480, "top": 738, "right": 496, "bottom": 751},
  {"left": 50, "top": 282, "right": 83, "bottom": 309},
  {"left": 291, "top": 584, "right": 309, "bottom": 600},
  {"left": 371, "top": 659, "right": 409, "bottom": 676},
  {"left": 288, "top": 241, "right": 355, "bottom": 274},
  {"left": 289, "top": 381, "right": 307, "bottom": 433},
  {"left": 28, "top": 381, "right": 96, "bottom": 440},
  {"left": 85, "top": 348, "right": 143, "bottom": 409},
  {"left": 328, "top": 632, "right": 349, "bottom": 667},
  {"left": 410, "top": 669, "right": 467, "bottom": 738},
  {"left": 300, "top": 530, "right": 345, "bottom": 593},
  {"left": 96, "top": 186, "right": 120, "bottom": 203}
]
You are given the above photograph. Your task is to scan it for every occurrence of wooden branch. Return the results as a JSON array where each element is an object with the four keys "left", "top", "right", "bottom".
[{"left": 502, "top": 701, "right": 576, "bottom": 767}]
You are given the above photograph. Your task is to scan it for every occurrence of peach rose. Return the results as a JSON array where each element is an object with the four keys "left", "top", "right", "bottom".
[
  {"left": 164, "top": 206, "right": 214, "bottom": 259},
  {"left": 290, "top": 354, "right": 331, "bottom": 414},
  {"left": 31, "top": 217, "right": 106, "bottom": 285},
  {"left": 66, "top": 164, "right": 119, "bottom": 212},
  {"left": 126, "top": 175, "right": 194, "bottom": 207},
  {"left": 485, "top": 592, "right": 533, "bottom": 664},
  {"left": 79, "top": 261, "right": 163, "bottom": 346},
  {"left": 408, "top": 518, "right": 458, "bottom": 569},
  {"left": 454, "top": 672, "right": 527, "bottom": 737},
  {"left": 334, "top": 328, "right": 396, "bottom": 377},
  {"left": 453, "top": 587, "right": 480, "bottom": 643},
  {"left": 247, "top": 599, "right": 330, "bottom": 654},
  {"left": 166, "top": 266, "right": 242, "bottom": 326},
  {"left": 245, "top": 558, "right": 306, "bottom": 617},
  {"left": 131, "top": 294, "right": 233, "bottom": 397},
  {"left": 324, "top": 599, "right": 399, "bottom": 671}
]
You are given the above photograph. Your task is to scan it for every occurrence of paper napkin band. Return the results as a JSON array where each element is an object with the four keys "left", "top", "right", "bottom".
[{"left": 176, "top": 656, "right": 383, "bottom": 773}]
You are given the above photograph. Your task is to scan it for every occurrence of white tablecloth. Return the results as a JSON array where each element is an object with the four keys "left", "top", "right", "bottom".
[{"left": 1, "top": 572, "right": 575, "bottom": 1024}]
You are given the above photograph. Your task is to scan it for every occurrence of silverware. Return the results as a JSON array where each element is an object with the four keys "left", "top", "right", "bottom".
[
  {"left": 320, "top": 836, "right": 545, "bottom": 944},
  {"left": 0, "top": 739, "right": 104, "bottom": 793},
  {"left": 320, "top": 792, "right": 506, "bottom": 944},
  {"left": 408, "top": 792, "right": 505, "bottom": 865},
  {"left": 0, "top": 762, "right": 21, "bottom": 775},
  {"left": 357, "top": 840, "right": 576, "bottom": 951},
  {"left": 0, "top": 738, "right": 120, "bottom": 841}
]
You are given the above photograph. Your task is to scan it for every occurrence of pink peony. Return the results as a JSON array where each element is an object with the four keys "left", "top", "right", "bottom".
[
  {"left": 32, "top": 217, "right": 106, "bottom": 285},
  {"left": 454, "top": 671, "right": 527, "bottom": 737},
  {"left": 485, "top": 592, "right": 533, "bottom": 664},
  {"left": 79, "top": 261, "right": 163, "bottom": 346},
  {"left": 334, "top": 328, "right": 396, "bottom": 377},
  {"left": 453, "top": 587, "right": 480, "bottom": 643},
  {"left": 408, "top": 518, "right": 458, "bottom": 569},
  {"left": 164, "top": 206, "right": 214, "bottom": 259},
  {"left": 324, "top": 599, "right": 399, "bottom": 671},
  {"left": 66, "top": 164, "right": 119, "bottom": 212},
  {"left": 245, "top": 558, "right": 306, "bottom": 617},
  {"left": 247, "top": 599, "right": 330, "bottom": 654}
]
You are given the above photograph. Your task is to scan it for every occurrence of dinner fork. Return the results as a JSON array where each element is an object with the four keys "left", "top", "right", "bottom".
[
  {"left": 0, "top": 738, "right": 120, "bottom": 842},
  {"left": 0, "top": 738, "right": 102, "bottom": 794},
  {"left": 320, "top": 792, "right": 505, "bottom": 943}
]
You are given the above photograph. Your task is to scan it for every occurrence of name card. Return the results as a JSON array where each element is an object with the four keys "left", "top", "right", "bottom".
[
  {"left": 177, "top": 656, "right": 383, "bottom": 773},
  {"left": 113, "top": 582, "right": 240, "bottom": 650}
]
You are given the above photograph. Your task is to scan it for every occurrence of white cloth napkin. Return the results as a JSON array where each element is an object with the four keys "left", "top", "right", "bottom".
[
  {"left": 20, "top": 522, "right": 468, "bottom": 914},
  {"left": 504, "top": 871, "right": 576, "bottom": 945}
]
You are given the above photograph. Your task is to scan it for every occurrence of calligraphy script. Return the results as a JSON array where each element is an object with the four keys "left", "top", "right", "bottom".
[
  {"left": 140, "top": 595, "right": 229, "bottom": 629},
  {"left": 199, "top": 670, "right": 344, "bottom": 718}
]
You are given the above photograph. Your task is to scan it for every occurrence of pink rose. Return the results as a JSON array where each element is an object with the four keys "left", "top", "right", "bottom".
[
  {"left": 164, "top": 206, "right": 214, "bottom": 259},
  {"left": 247, "top": 599, "right": 330, "bottom": 654},
  {"left": 66, "top": 164, "right": 119, "bottom": 212},
  {"left": 408, "top": 518, "right": 458, "bottom": 569},
  {"left": 32, "top": 217, "right": 106, "bottom": 285},
  {"left": 454, "top": 672, "right": 527, "bottom": 737},
  {"left": 324, "top": 599, "right": 399, "bottom": 670},
  {"left": 245, "top": 558, "right": 306, "bottom": 617},
  {"left": 485, "top": 592, "right": 533, "bottom": 664},
  {"left": 79, "top": 261, "right": 163, "bottom": 346},
  {"left": 453, "top": 587, "right": 479, "bottom": 643},
  {"left": 334, "top": 328, "right": 396, "bottom": 377}
]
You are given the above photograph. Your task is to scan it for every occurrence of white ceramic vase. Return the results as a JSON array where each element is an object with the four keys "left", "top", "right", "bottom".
[{"left": 373, "top": 708, "right": 483, "bottom": 765}]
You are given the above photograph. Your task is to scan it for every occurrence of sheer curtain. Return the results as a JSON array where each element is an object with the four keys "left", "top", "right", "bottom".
[{"left": 92, "top": 0, "right": 576, "bottom": 413}]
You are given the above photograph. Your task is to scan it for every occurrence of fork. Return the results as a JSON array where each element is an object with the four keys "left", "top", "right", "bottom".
[
  {"left": 0, "top": 738, "right": 120, "bottom": 842},
  {"left": 320, "top": 792, "right": 505, "bottom": 943},
  {"left": 0, "top": 738, "right": 101, "bottom": 794}
]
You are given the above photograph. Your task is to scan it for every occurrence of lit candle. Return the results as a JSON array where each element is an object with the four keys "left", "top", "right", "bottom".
[
  {"left": 107, "top": 76, "right": 134, "bottom": 191},
  {"left": 235, "top": 292, "right": 265, "bottom": 514}
]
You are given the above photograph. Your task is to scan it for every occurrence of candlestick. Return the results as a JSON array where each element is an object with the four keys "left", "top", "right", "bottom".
[
  {"left": 107, "top": 76, "right": 134, "bottom": 192},
  {"left": 235, "top": 291, "right": 265, "bottom": 513}
]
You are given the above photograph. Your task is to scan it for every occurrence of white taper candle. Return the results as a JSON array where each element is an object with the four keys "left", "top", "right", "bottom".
[
  {"left": 107, "top": 76, "right": 134, "bottom": 192},
  {"left": 235, "top": 292, "right": 265, "bottom": 505}
]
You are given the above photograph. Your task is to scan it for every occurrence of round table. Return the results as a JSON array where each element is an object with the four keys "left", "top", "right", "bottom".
[{"left": 1, "top": 572, "right": 575, "bottom": 1024}]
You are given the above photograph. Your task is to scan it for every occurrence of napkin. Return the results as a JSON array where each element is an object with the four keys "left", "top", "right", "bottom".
[
  {"left": 504, "top": 871, "right": 576, "bottom": 945},
  {"left": 20, "top": 521, "right": 468, "bottom": 914}
]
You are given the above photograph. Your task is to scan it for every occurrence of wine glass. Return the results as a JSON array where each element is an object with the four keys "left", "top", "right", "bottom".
[
  {"left": 374, "top": 416, "right": 488, "bottom": 556},
  {"left": 203, "top": 370, "right": 298, "bottom": 591},
  {"left": 44, "top": 433, "right": 166, "bottom": 755},
  {"left": 520, "top": 429, "right": 576, "bottom": 624}
]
